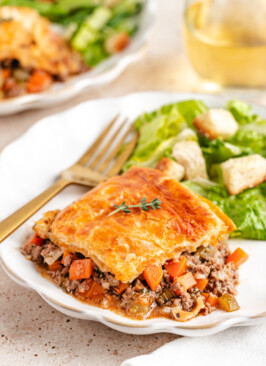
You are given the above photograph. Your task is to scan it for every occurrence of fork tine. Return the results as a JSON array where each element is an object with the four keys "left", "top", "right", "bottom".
[
  {"left": 76, "top": 114, "right": 119, "bottom": 166},
  {"left": 97, "top": 122, "right": 135, "bottom": 173},
  {"left": 105, "top": 131, "right": 138, "bottom": 177},
  {"left": 88, "top": 118, "right": 128, "bottom": 170}
]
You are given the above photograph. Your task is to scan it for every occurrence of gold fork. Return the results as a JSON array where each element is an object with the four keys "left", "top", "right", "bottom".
[{"left": 0, "top": 115, "right": 138, "bottom": 243}]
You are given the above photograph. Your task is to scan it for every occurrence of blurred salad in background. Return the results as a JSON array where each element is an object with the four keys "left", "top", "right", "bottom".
[{"left": 0, "top": 0, "right": 145, "bottom": 67}]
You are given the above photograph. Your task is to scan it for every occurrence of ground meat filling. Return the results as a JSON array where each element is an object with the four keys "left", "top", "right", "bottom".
[{"left": 22, "top": 239, "right": 239, "bottom": 320}]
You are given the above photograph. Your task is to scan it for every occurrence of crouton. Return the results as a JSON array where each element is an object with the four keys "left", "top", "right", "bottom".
[
  {"left": 221, "top": 154, "right": 266, "bottom": 195},
  {"left": 155, "top": 157, "right": 185, "bottom": 181},
  {"left": 193, "top": 109, "right": 238, "bottom": 140},
  {"left": 172, "top": 141, "right": 208, "bottom": 180}
]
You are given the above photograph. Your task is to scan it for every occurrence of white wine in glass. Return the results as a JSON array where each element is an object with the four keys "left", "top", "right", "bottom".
[{"left": 183, "top": 0, "right": 266, "bottom": 89}]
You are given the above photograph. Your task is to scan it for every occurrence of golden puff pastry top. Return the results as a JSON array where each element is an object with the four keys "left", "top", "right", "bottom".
[{"left": 34, "top": 167, "right": 236, "bottom": 283}]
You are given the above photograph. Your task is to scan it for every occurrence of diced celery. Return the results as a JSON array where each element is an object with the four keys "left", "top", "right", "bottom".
[
  {"left": 218, "top": 294, "right": 240, "bottom": 312},
  {"left": 128, "top": 303, "right": 149, "bottom": 316},
  {"left": 198, "top": 245, "right": 217, "bottom": 260},
  {"left": 158, "top": 289, "right": 175, "bottom": 304}
]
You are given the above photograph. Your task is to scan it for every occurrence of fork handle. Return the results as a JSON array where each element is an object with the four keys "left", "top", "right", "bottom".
[{"left": 0, "top": 178, "right": 70, "bottom": 244}]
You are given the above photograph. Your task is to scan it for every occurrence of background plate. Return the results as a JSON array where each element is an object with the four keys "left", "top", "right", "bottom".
[
  {"left": 0, "top": 0, "right": 156, "bottom": 116},
  {"left": 0, "top": 91, "right": 265, "bottom": 336}
]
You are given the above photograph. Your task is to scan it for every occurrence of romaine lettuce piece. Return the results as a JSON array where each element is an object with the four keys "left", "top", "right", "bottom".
[
  {"left": 123, "top": 101, "right": 207, "bottom": 170},
  {"left": 85, "top": 6, "right": 112, "bottom": 30},
  {"left": 247, "top": 119, "right": 266, "bottom": 135},
  {"left": 226, "top": 118, "right": 266, "bottom": 158},
  {"left": 183, "top": 180, "right": 266, "bottom": 240},
  {"left": 134, "top": 107, "right": 186, "bottom": 156},
  {"left": 123, "top": 133, "right": 195, "bottom": 171},
  {"left": 112, "top": 0, "right": 143, "bottom": 17},
  {"left": 110, "top": 16, "right": 139, "bottom": 35},
  {"left": 82, "top": 42, "right": 108, "bottom": 66},
  {"left": 176, "top": 100, "right": 208, "bottom": 127},
  {"left": 227, "top": 129, "right": 266, "bottom": 157},
  {"left": 71, "top": 7, "right": 112, "bottom": 51},
  {"left": 227, "top": 99, "right": 258, "bottom": 125},
  {"left": 201, "top": 137, "right": 243, "bottom": 167}
]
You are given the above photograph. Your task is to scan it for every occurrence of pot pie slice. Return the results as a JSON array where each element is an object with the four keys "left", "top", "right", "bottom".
[{"left": 33, "top": 166, "right": 236, "bottom": 283}]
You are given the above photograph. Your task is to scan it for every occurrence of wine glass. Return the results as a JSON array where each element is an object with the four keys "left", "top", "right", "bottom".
[{"left": 182, "top": 0, "right": 266, "bottom": 93}]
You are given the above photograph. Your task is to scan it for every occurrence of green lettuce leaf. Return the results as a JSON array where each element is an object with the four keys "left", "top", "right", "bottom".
[
  {"left": 123, "top": 135, "right": 185, "bottom": 171},
  {"left": 124, "top": 100, "right": 207, "bottom": 170},
  {"left": 201, "top": 138, "right": 243, "bottom": 166},
  {"left": 227, "top": 129, "right": 266, "bottom": 157},
  {"left": 176, "top": 100, "right": 208, "bottom": 127},
  {"left": 226, "top": 99, "right": 258, "bottom": 125},
  {"left": 246, "top": 119, "right": 266, "bottom": 135},
  {"left": 183, "top": 180, "right": 266, "bottom": 240},
  {"left": 227, "top": 121, "right": 266, "bottom": 158}
]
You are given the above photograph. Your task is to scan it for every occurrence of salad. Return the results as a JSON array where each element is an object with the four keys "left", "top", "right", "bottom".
[
  {"left": 0, "top": 0, "right": 145, "bottom": 98},
  {"left": 124, "top": 99, "right": 266, "bottom": 240},
  {"left": 1, "top": 0, "right": 144, "bottom": 66}
]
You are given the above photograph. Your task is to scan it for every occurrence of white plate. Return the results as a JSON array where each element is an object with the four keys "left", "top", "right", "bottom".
[
  {"left": 0, "top": 0, "right": 155, "bottom": 116},
  {"left": 0, "top": 91, "right": 265, "bottom": 336}
]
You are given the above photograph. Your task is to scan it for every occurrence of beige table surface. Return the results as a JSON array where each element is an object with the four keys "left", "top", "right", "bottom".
[{"left": 0, "top": 1, "right": 264, "bottom": 365}]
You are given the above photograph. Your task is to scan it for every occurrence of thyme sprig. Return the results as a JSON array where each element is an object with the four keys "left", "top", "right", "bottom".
[{"left": 108, "top": 197, "right": 161, "bottom": 216}]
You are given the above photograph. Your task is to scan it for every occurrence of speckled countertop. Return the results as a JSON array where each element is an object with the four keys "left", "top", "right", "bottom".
[
  {"left": 0, "top": 272, "right": 177, "bottom": 365},
  {"left": 1, "top": 1, "right": 263, "bottom": 365}
]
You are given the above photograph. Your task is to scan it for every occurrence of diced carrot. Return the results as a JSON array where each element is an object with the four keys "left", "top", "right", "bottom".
[
  {"left": 195, "top": 278, "right": 208, "bottom": 291},
  {"left": 26, "top": 234, "right": 43, "bottom": 246},
  {"left": 62, "top": 250, "right": 77, "bottom": 265},
  {"left": 26, "top": 70, "right": 53, "bottom": 93},
  {"left": 69, "top": 259, "right": 93, "bottom": 281},
  {"left": 201, "top": 292, "right": 218, "bottom": 307},
  {"left": 85, "top": 279, "right": 104, "bottom": 299},
  {"left": 164, "top": 256, "right": 187, "bottom": 278},
  {"left": 206, "top": 294, "right": 219, "bottom": 307},
  {"left": 3, "top": 77, "right": 16, "bottom": 91},
  {"left": 2, "top": 69, "right": 11, "bottom": 79},
  {"left": 48, "top": 261, "right": 62, "bottom": 272},
  {"left": 143, "top": 264, "right": 163, "bottom": 291},
  {"left": 226, "top": 248, "right": 249, "bottom": 267},
  {"left": 174, "top": 272, "right": 196, "bottom": 296},
  {"left": 113, "top": 282, "right": 129, "bottom": 295}
]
